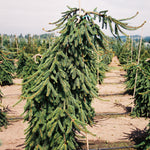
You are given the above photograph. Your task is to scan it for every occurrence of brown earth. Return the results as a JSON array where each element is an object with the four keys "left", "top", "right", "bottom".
[
  {"left": 0, "top": 56, "right": 149, "bottom": 149},
  {"left": 87, "top": 56, "right": 149, "bottom": 144},
  {"left": 0, "top": 79, "right": 27, "bottom": 150}
]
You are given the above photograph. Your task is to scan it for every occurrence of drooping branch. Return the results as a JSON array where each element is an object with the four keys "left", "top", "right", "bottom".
[
  {"left": 43, "top": 7, "right": 146, "bottom": 40},
  {"left": 84, "top": 10, "right": 146, "bottom": 38}
]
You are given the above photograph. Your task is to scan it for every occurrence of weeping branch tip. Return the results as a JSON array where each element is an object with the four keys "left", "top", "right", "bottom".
[{"left": 42, "top": 28, "right": 48, "bottom": 32}]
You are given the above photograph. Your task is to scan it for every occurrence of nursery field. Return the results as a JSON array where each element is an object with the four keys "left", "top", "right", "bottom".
[
  {"left": 0, "top": 56, "right": 149, "bottom": 150},
  {"left": 0, "top": 6, "right": 150, "bottom": 150}
]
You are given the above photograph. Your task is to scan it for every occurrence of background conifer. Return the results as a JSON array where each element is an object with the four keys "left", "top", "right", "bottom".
[
  {"left": 16, "top": 52, "right": 30, "bottom": 78},
  {"left": 125, "top": 59, "right": 150, "bottom": 118},
  {"left": 136, "top": 121, "right": 150, "bottom": 150},
  {"left": 0, "top": 91, "right": 8, "bottom": 130},
  {"left": 0, "top": 47, "right": 15, "bottom": 86}
]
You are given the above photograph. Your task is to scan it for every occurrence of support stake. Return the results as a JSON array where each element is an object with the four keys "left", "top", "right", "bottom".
[
  {"left": 133, "top": 30, "right": 143, "bottom": 97},
  {"left": 86, "top": 133, "right": 89, "bottom": 150},
  {"left": 131, "top": 36, "right": 133, "bottom": 63},
  {"left": 0, "top": 34, "right": 3, "bottom": 47},
  {"left": 15, "top": 35, "right": 19, "bottom": 53},
  {"left": 79, "top": 0, "right": 81, "bottom": 16}
]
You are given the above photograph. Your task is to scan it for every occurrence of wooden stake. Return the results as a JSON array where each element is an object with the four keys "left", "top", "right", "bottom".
[
  {"left": 97, "top": 55, "right": 99, "bottom": 83},
  {"left": 127, "top": 36, "right": 130, "bottom": 64},
  {"left": 1, "top": 34, "right": 3, "bottom": 47},
  {"left": 79, "top": 0, "right": 81, "bottom": 16},
  {"left": 15, "top": 35, "right": 19, "bottom": 53},
  {"left": 131, "top": 37, "right": 133, "bottom": 63},
  {"left": 86, "top": 133, "right": 89, "bottom": 150},
  {"left": 133, "top": 31, "right": 143, "bottom": 97},
  {"left": 48, "top": 35, "right": 51, "bottom": 48}
]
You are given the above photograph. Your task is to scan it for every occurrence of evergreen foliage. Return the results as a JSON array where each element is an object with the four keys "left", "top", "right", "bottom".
[
  {"left": 21, "top": 6, "right": 145, "bottom": 150},
  {"left": 0, "top": 90, "right": 2, "bottom": 101},
  {"left": 0, "top": 46, "right": 15, "bottom": 86},
  {"left": 118, "top": 37, "right": 132, "bottom": 64},
  {"left": 0, "top": 109, "right": 7, "bottom": 130},
  {"left": 0, "top": 91, "right": 8, "bottom": 130},
  {"left": 125, "top": 63, "right": 137, "bottom": 94},
  {"left": 16, "top": 51, "right": 40, "bottom": 97},
  {"left": 16, "top": 52, "right": 38, "bottom": 79},
  {"left": 22, "top": 55, "right": 40, "bottom": 96},
  {"left": 125, "top": 60, "right": 150, "bottom": 117},
  {"left": 16, "top": 52, "right": 29, "bottom": 78},
  {"left": 136, "top": 121, "right": 150, "bottom": 150},
  {"left": 133, "top": 60, "right": 150, "bottom": 118},
  {"left": 97, "top": 61, "right": 108, "bottom": 84},
  {"left": 1, "top": 34, "right": 54, "bottom": 56},
  {"left": 140, "top": 47, "right": 150, "bottom": 61},
  {"left": 116, "top": 36, "right": 150, "bottom": 65}
]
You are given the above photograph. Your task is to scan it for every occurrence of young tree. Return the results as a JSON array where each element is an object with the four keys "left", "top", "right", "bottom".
[
  {"left": 0, "top": 47, "right": 15, "bottom": 86},
  {"left": 21, "top": 55, "right": 40, "bottom": 96},
  {"left": 22, "top": 7, "right": 145, "bottom": 150},
  {"left": 16, "top": 52, "right": 29, "bottom": 78},
  {"left": 136, "top": 121, "right": 150, "bottom": 150},
  {"left": 132, "top": 60, "right": 150, "bottom": 118},
  {"left": 0, "top": 91, "right": 8, "bottom": 130}
]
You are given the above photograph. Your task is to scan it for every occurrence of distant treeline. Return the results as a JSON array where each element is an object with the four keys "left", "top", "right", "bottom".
[
  {"left": 0, "top": 33, "right": 150, "bottom": 57},
  {"left": 0, "top": 33, "right": 55, "bottom": 39},
  {"left": 0, "top": 33, "right": 56, "bottom": 55},
  {"left": 116, "top": 35, "right": 150, "bottom": 42}
]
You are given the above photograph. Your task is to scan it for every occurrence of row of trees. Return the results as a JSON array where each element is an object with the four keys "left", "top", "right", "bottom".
[
  {"left": 115, "top": 36, "right": 150, "bottom": 64},
  {"left": 0, "top": 49, "right": 9, "bottom": 130},
  {"left": 0, "top": 93, "right": 7, "bottom": 131},
  {"left": 0, "top": 38, "right": 43, "bottom": 131},
  {"left": 0, "top": 33, "right": 55, "bottom": 55},
  {"left": 116, "top": 35, "right": 150, "bottom": 149}
]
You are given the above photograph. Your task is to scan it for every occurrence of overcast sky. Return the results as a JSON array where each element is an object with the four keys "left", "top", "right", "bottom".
[{"left": 0, "top": 0, "right": 149, "bottom": 37}]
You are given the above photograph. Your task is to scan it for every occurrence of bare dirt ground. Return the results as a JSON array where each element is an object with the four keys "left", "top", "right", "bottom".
[
  {"left": 87, "top": 56, "right": 149, "bottom": 143},
  {"left": 0, "top": 79, "right": 27, "bottom": 150},
  {"left": 0, "top": 56, "right": 149, "bottom": 149}
]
